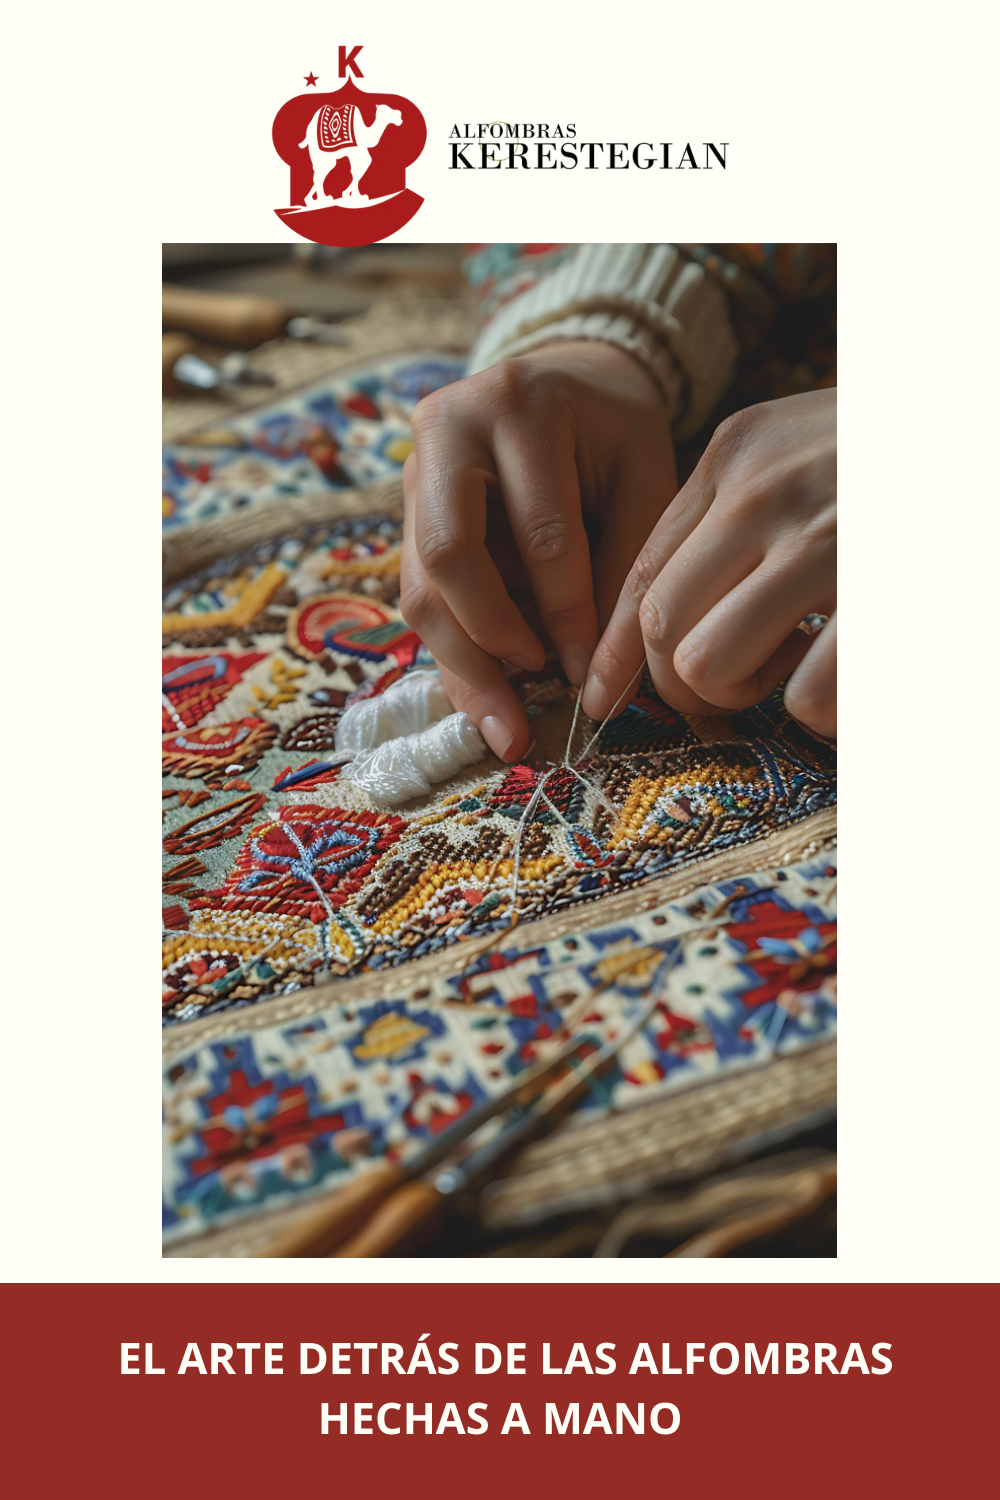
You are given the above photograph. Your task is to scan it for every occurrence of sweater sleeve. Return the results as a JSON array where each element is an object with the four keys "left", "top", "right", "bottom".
[{"left": 464, "top": 244, "right": 740, "bottom": 439}]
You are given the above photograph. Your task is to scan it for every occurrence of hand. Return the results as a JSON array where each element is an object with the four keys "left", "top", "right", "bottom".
[
  {"left": 400, "top": 341, "right": 677, "bottom": 761},
  {"left": 583, "top": 388, "right": 837, "bottom": 737}
]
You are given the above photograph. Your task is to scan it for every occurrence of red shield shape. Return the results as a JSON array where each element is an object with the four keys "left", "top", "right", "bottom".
[{"left": 272, "top": 74, "right": 427, "bottom": 247}]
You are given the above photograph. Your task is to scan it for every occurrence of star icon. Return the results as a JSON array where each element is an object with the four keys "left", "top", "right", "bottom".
[{"left": 304, "top": 72, "right": 318, "bottom": 87}]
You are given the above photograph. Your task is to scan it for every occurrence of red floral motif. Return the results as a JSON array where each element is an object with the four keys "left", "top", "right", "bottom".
[
  {"left": 193, "top": 803, "right": 405, "bottom": 921},
  {"left": 192, "top": 1069, "right": 345, "bottom": 1176},
  {"left": 726, "top": 900, "right": 837, "bottom": 1007}
]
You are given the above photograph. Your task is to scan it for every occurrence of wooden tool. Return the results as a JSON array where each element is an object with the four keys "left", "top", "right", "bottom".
[
  {"left": 264, "top": 1161, "right": 413, "bottom": 1259},
  {"left": 262, "top": 1033, "right": 591, "bottom": 1258},
  {"left": 330, "top": 1179, "right": 447, "bottom": 1259},
  {"left": 163, "top": 284, "right": 348, "bottom": 348},
  {"left": 331, "top": 979, "right": 673, "bottom": 1259}
]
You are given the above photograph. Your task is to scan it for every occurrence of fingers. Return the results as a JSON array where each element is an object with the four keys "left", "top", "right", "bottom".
[
  {"left": 581, "top": 391, "right": 836, "bottom": 732},
  {"left": 584, "top": 474, "right": 833, "bottom": 723},
  {"left": 583, "top": 463, "right": 736, "bottom": 720},
  {"left": 491, "top": 418, "right": 598, "bottom": 686},
  {"left": 591, "top": 448, "right": 678, "bottom": 628},
  {"left": 583, "top": 466, "right": 715, "bottom": 720},
  {"left": 410, "top": 406, "right": 545, "bottom": 672},
  {"left": 673, "top": 543, "right": 835, "bottom": 709},
  {"left": 784, "top": 612, "right": 837, "bottom": 737},
  {"left": 634, "top": 508, "right": 761, "bottom": 714},
  {"left": 400, "top": 458, "right": 529, "bottom": 762},
  {"left": 436, "top": 664, "right": 528, "bottom": 764}
]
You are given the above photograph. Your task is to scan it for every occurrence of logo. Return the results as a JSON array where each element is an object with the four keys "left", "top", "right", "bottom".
[{"left": 272, "top": 47, "right": 426, "bottom": 247}]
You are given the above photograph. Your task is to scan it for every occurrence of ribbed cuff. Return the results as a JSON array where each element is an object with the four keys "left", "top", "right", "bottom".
[{"left": 467, "top": 244, "right": 738, "bottom": 438}]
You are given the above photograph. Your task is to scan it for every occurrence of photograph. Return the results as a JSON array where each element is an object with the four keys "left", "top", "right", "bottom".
[{"left": 162, "top": 242, "right": 837, "bottom": 1257}]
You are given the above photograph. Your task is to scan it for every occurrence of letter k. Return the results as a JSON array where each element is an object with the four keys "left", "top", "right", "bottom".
[{"left": 339, "top": 45, "right": 364, "bottom": 78}]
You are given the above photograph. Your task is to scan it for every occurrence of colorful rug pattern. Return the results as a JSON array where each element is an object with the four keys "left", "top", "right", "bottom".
[
  {"left": 163, "top": 858, "right": 836, "bottom": 1242},
  {"left": 162, "top": 352, "right": 465, "bottom": 529},
  {"left": 162, "top": 348, "right": 837, "bottom": 1250},
  {"left": 162, "top": 506, "right": 836, "bottom": 1028}
]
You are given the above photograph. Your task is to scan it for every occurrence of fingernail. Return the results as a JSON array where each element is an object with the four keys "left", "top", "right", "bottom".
[
  {"left": 481, "top": 715, "right": 515, "bottom": 761},
  {"left": 562, "top": 645, "right": 592, "bottom": 688},
  {"left": 582, "top": 669, "right": 613, "bottom": 721},
  {"left": 508, "top": 652, "right": 544, "bottom": 673}
]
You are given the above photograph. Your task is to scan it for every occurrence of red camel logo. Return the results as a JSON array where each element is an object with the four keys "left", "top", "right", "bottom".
[{"left": 272, "top": 48, "right": 426, "bottom": 247}]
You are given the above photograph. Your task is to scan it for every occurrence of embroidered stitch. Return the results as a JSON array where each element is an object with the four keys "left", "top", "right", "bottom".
[
  {"left": 163, "top": 483, "right": 835, "bottom": 1027},
  {"left": 162, "top": 859, "right": 837, "bottom": 1241}
]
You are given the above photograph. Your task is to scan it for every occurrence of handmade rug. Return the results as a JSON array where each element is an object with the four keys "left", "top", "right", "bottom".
[
  {"left": 162, "top": 295, "right": 473, "bottom": 529},
  {"left": 162, "top": 300, "right": 837, "bottom": 1256}
]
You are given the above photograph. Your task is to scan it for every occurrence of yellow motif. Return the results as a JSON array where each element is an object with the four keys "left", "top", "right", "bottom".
[
  {"left": 252, "top": 654, "right": 307, "bottom": 711},
  {"left": 593, "top": 946, "right": 663, "bottom": 986},
  {"left": 385, "top": 437, "right": 414, "bottom": 464},
  {"left": 162, "top": 562, "right": 287, "bottom": 637},
  {"left": 628, "top": 1061, "right": 663, "bottom": 1086},
  {"left": 608, "top": 763, "right": 764, "bottom": 850},
  {"left": 161, "top": 911, "right": 319, "bottom": 970},
  {"left": 327, "top": 922, "right": 363, "bottom": 962},
  {"left": 354, "top": 1012, "right": 430, "bottom": 1060},
  {"left": 367, "top": 854, "right": 565, "bottom": 937}
]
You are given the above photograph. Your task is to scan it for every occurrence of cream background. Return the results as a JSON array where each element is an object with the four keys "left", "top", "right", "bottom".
[{"left": 2, "top": 0, "right": 994, "bottom": 1282}]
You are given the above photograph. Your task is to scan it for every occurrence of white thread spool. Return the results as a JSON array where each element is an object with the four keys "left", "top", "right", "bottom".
[
  {"left": 335, "top": 670, "right": 451, "bottom": 754},
  {"left": 339, "top": 713, "right": 487, "bottom": 807}
]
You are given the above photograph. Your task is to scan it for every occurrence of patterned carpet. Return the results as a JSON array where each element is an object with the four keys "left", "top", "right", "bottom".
[{"left": 162, "top": 331, "right": 836, "bottom": 1256}]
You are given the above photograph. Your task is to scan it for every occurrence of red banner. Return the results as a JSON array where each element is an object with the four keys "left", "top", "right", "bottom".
[{"left": 6, "top": 1283, "right": 994, "bottom": 1493}]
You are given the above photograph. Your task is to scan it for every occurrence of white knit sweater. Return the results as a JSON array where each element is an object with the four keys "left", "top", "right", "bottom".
[{"left": 466, "top": 244, "right": 738, "bottom": 438}]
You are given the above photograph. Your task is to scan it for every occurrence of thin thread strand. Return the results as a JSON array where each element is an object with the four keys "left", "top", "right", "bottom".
[{"left": 506, "top": 667, "right": 645, "bottom": 922}]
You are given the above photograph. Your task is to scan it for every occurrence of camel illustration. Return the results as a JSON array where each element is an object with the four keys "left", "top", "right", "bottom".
[{"left": 299, "top": 102, "right": 404, "bottom": 207}]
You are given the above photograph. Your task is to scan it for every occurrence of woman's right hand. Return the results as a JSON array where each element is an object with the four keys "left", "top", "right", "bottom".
[{"left": 583, "top": 388, "right": 837, "bottom": 737}]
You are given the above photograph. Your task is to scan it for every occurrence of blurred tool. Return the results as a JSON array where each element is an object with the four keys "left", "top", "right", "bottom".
[
  {"left": 263, "top": 951, "right": 669, "bottom": 1258},
  {"left": 163, "top": 284, "right": 349, "bottom": 348},
  {"left": 263, "top": 1032, "right": 595, "bottom": 1259},
  {"left": 331, "top": 991, "right": 664, "bottom": 1258},
  {"left": 162, "top": 333, "right": 275, "bottom": 396}
]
